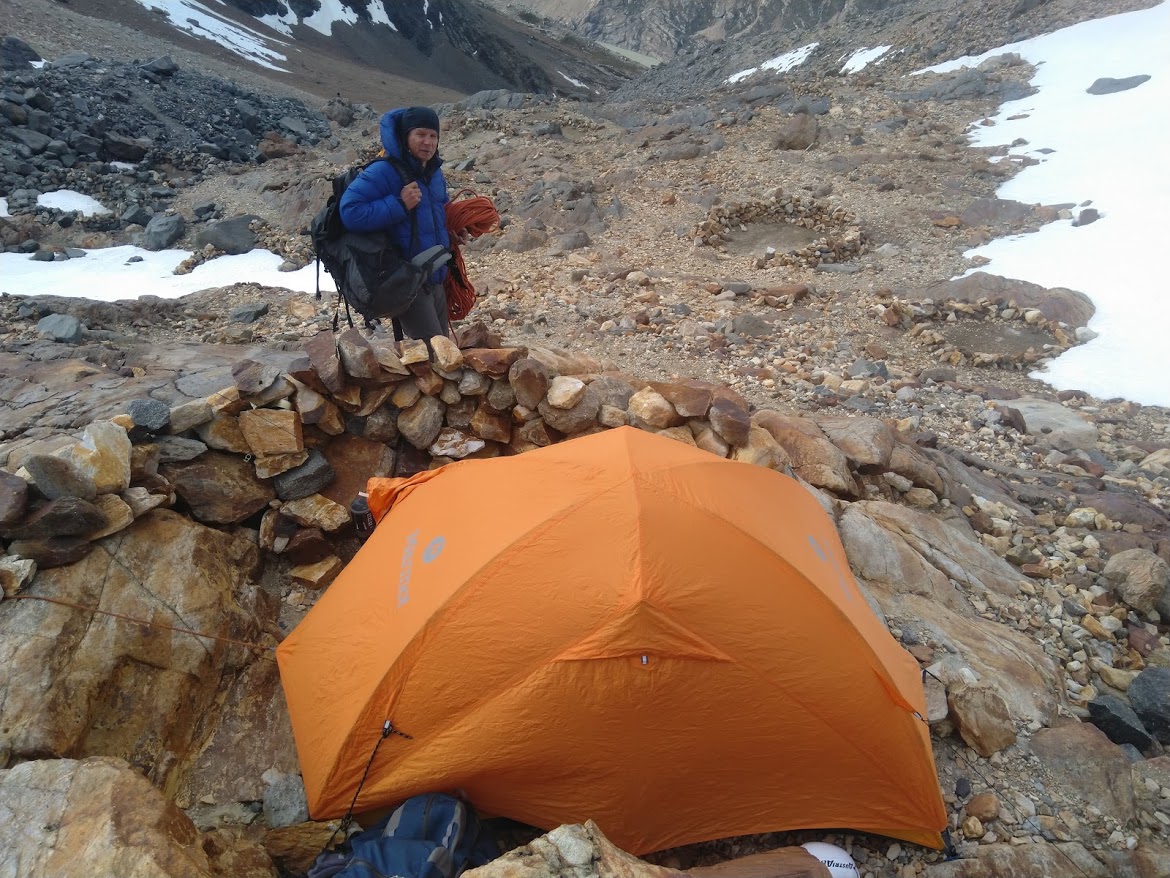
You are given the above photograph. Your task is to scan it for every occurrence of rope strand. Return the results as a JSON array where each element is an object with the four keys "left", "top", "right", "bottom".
[{"left": 444, "top": 191, "right": 499, "bottom": 322}]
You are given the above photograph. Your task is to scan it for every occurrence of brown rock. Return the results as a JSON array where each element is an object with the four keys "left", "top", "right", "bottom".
[
  {"left": 66, "top": 421, "right": 132, "bottom": 495},
  {"left": 588, "top": 375, "right": 639, "bottom": 410},
  {"left": 687, "top": 847, "right": 832, "bottom": 878},
  {"left": 398, "top": 338, "right": 430, "bottom": 365},
  {"left": 161, "top": 452, "right": 276, "bottom": 524},
  {"left": 431, "top": 336, "right": 464, "bottom": 371},
  {"left": 21, "top": 454, "right": 97, "bottom": 501},
  {"left": 924, "top": 842, "right": 1121, "bottom": 878},
  {"left": 415, "top": 369, "right": 445, "bottom": 397},
  {"left": 265, "top": 822, "right": 339, "bottom": 877},
  {"left": 0, "top": 757, "right": 215, "bottom": 877},
  {"left": 628, "top": 387, "right": 684, "bottom": 429},
  {"left": 281, "top": 494, "right": 350, "bottom": 532},
  {"left": 509, "top": 358, "right": 551, "bottom": 409},
  {"left": 286, "top": 528, "right": 331, "bottom": 565},
  {"left": 471, "top": 401, "right": 513, "bottom": 443},
  {"left": 732, "top": 426, "right": 791, "bottom": 470},
  {"left": 753, "top": 411, "right": 857, "bottom": 496},
  {"left": 694, "top": 425, "right": 731, "bottom": 457},
  {"left": 239, "top": 409, "right": 304, "bottom": 456},
  {"left": 300, "top": 331, "right": 346, "bottom": 394},
  {"left": 356, "top": 405, "right": 400, "bottom": 444},
  {"left": 965, "top": 792, "right": 1000, "bottom": 822},
  {"left": 464, "top": 347, "right": 527, "bottom": 377},
  {"left": 2, "top": 496, "right": 107, "bottom": 540},
  {"left": 0, "top": 510, "right": 261, "bottom": 775},
  {"left": 598, "top": 405, "right": 629, "bottom": 428},
  {"left": 519, "top": 419, "right": 557, "bottom": 447},
  {"left": 368, "top": 337, "right": 410, "bottom": 375},
  {"left": 391, "top": 380, "right": 422, "bottom": 409},
  {"left": 1102, "top": 549, "right": 1168, "bottom": 615},
  {"left": 253, "top": 451, "right": 310, "bottom": 480},
  {"left": 815, "top": 415, "right": 894, "bottom": 469},
  {"left": 1031, "top": 722, "right": 1136, "bottom": 823},
  {"left": 166, "top": 398, "right": 213, "bottom": 434},
  {"left": 773, "top": 112, "right": 819, "bottom": 150},
  {"left": 0, "top": 470, "right": 29, "bottom": 525},
  {"left": 356, "top": 386, "right": 396, "bottom": 418},
  {"left": 657, "top": 425, "right": 697, "bottom": 446},
  {"left": 0, "top": 556, "right": 36, "bottom": 596},
  {"left": 196, "top": 413, "right": 251, "bottom": 453},
  {"left": 337, "top": 328, "right": 382, "bottom": 379},
  {"left": 86, "top": 494, "right": 135, "bottom": 540},
  {"left": 949, "top": 682, "right": 1017, "bottom": 757},
  {"left": 398, "top": 395, "right": 446, "bottom": 450},
  {"left": 888, "top": 443, "right": 945, "bottom": 494},
  {"left": 291, "top": 555, "right": 344, "bottom": 590},
  {"left": 708, "top": 397, "right": 751, "bottom": 447},
  {"left": 650, "top": 380, "right": 714, "bottom": 419}
]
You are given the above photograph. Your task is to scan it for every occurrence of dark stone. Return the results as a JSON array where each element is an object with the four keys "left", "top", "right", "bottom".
[
  {"left": 232, "top": 359, "right": 283, "bottom": 396},
  {"left": 1087, "top": 75, "right": 1151, "bottom": 95},
  {"left": 141, "top": 55, "right": 179, "bottom": 76},
  {"left": 1, "top": 36, "right": 41, "bottom": 71},
  {"left": 708, "top": 397, "right": 751, "bottom": 447},
  {"left": 1129, "top": 668, "right": 1170, "bottom": 744},
  {"left": 143, "top": 214, "right": 185, "bottom": 250},
  {"left": 6, "top": 537, "right": 93, "bottom": 568},
  {"left": 151, "top": 436, "right": 209, "bottom": 463},
  {"left": 21, "top": 455, "right": 96, "bottom": 501},
  {"left": 52, "top": 51, "right": 91, "bottom": 68},
  {"left": 36, "top": 313, "right": 83, "bottom": 343},
  {"left": 121, "top": 205, "right": 152, "bottom": 226},
  {"left": 31, "top": 251, "right": 55, "bottom": 263},
  {"left": 1074, "top": 208, "right": 1100, "bottom": 227},
  {"left": 557, "top": 230, "right": 591, "bottom": 251},
  {"left": 273, "top": 450, "right": 335, "bottom": 501},
  {"left": 955, "top": 776, "right": 972, "bottom": 799},
  {"left": 128, "top": 398, "right": 171, "bottom": 432},
  {"left": 9, "top": 128, "right": 52, "bottom": 154},
  {"left": 103, "top": 132, "right": 150, "bottom": 162},
  {"left": 229, "top": 302, "right": 270, "bottom": 323},
  {"left": 285, "top": 527, "right": 331, "bottom": 564},
  {"left": 195, "top": 215, "right": 261, "bottom": 255},
  {"left": 1, "top": 497, "right": 107, "bottom": 540},
  {"left": 1088, "top": 695, "right": 1156, "bottom": 752},
  {"left": 161, "top": 452, "right": 276, "bottom": 525},
  {"left": 0, "top": 469, "right": 30, "bottom": 525}
]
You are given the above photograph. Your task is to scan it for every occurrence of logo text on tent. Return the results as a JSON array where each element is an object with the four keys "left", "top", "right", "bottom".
[
  {"left": 398, "top": 529, "right": 420, "bottom": 607},
  {"left": 398, "top": 531, "right": 446, "bottom": 607}
]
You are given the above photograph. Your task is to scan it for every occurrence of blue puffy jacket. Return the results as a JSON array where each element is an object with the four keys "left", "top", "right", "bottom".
[{"left": 339, "top": 108, "right": 450, "bottom": 283}]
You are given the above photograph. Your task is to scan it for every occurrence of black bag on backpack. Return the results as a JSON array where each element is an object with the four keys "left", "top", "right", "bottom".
[{"left": 310, "top": 156, "right": 451, "bottom": 327}]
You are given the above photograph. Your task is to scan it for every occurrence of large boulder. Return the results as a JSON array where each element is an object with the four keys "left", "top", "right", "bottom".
[
  {"left": 1102, "top": 548, "right": 1169, "bottom": 615},
  {"left": 0, "top": 510, "right": 266, "bottom": 788},
  {"left": 1030, "top": 722, "right": 1136, "bottom": 824},
  {"left": 194, "top": 215, "right": 260, "bottom": 255},
  {"left": 0, "top": 757, "right": 220, "bottom": 877},
  {"left": 922, "top": 272, "right": 1095, "bottom": 328},
  {"left": 752, "top": 411, "right": 858, "bottom": 497}
]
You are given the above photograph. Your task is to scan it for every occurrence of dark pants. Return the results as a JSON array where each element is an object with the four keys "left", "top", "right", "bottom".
[{"left": 393, "top": 282, "right": 449, "bottom": 342}]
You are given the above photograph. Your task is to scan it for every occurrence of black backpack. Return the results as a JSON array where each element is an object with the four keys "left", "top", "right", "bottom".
[{"left": 311, "top": 156, "right": 451, "bottom": 328}]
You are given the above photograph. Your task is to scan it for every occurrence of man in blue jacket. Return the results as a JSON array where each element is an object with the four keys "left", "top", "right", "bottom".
[{"left": 339, "top": 106, "right": 466, "bottom": 341}]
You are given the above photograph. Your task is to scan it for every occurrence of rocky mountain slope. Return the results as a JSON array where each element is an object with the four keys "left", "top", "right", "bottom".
[
  {"left": 2, "top": 0, "right": 636, "bottom": 107},
  {"left": 3, "top": 0, "right": 1170, "bottom": 876}
]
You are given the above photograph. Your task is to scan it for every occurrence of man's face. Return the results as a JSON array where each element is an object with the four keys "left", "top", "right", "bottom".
[{"left": 407, "top": 127, "right": 438, "bottom": 163}]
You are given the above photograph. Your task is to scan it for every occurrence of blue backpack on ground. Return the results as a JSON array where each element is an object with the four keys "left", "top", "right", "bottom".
[{"left": 308, "top": 793, "right": 499, "bottom": 878}]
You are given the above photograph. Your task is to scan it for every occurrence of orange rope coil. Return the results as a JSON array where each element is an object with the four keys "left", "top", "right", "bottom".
[{"left": 444, "top": 190, "right": 499, "bottom": 322}]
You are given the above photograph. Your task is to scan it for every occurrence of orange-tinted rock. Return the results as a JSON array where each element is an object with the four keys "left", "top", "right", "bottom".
[
  {"left": 464, "top": 347, "right": 528, "bottom": 377},
  {"left": 509, "top": 358, "right": 551, "bottom": 409},
  {"left": 471, "top": 400, "right": 513, "bottom": 443}
]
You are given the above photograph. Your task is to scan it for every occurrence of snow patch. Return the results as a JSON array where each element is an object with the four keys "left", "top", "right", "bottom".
[
  {"left": 726, "top": 43, "right": 818, "bottom": 84},
  {"left": 300, "top": 0, "right": 360, "bottom": 36},
  {"left": 0, "top": 246, "right": 336, "bottom": 302},
  {"left": 559, "top": 71, "right": 587, "bottom": 89},
  {"left": 132, "top": 0, "right": 289, "bottom": 71},
  {"left": 37, "top": 190, "right": 110, "bottom": 216},
  {"left": 110, "top": 161, "right": 138, "bottom": 171},
  {"left": 0, "top": 197, "right": 9, "bottom": 218},
  {"left": 841, "top": 46, "right": 892, "bottom": 74},
  {"left": 915, "top": 1, "right": 1170, "bottom": 406}
]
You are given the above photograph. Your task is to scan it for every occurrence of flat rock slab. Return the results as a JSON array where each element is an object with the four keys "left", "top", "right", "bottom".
[{"left": 1002, "top": 397, "right": 1099, "bottom": 450}]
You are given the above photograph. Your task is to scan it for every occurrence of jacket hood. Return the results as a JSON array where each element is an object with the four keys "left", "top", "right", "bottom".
[{"left": 379, "top": 108, "right": 442, "bottom": 174}]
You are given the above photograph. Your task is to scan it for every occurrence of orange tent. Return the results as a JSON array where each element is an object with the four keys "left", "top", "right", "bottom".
[{"left": 276, "top": 426, "right": 946, "bottom": 854}]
